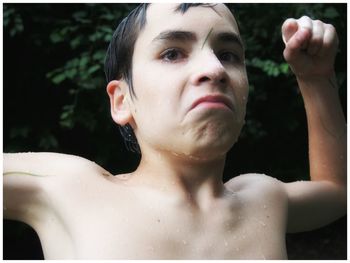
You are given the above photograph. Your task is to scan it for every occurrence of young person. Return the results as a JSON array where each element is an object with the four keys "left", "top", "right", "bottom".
[{"left": 4, "top": 3, "right": 346, "bottom": 259}]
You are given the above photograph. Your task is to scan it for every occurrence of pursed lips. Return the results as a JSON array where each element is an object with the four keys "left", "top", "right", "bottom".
[{"left": 190, "top": 94, "right": 234, "bottom": 111}]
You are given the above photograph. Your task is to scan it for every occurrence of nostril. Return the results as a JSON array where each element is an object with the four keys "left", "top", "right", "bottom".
[
  {"left": 198, "top": 76, "right": 227, "bottom": 85},
  {"left": 220, "top": 78, "right": 227, "bottom": 84},
  {"left": 198, "top": 76, "right": 210, "bottom": 83}
]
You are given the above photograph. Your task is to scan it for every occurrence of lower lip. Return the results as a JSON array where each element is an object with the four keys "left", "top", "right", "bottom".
[{"left": 194, "top": 102, "right": 232, "bottom": 110}]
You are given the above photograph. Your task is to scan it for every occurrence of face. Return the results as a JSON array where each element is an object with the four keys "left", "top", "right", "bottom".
[{"left": 126, "top": 3, "right": 249, "bottom": 160}]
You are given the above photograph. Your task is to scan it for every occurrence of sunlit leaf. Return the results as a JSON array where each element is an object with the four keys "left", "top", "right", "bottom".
[{"left": 52, "top": 73, "right": 66, "bottom": 84}]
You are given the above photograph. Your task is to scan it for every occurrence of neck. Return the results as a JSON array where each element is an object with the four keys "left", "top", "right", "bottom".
[{"left": 129, "top": 147, "right": 227, "bottom": 211}]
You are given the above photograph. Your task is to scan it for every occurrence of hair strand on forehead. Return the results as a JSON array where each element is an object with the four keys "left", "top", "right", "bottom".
[{"left": 104, "top": 3, "right": 228, "bottom": 154}]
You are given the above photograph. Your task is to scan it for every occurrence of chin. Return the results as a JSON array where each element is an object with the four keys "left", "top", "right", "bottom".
[
  {"left": 145, "top": 119, "right": 243, "bottom": 161},
  {"left": 194, "top": 120, "right": 241, "bottom": 146},
  {"left": 176, "top": 130, "right": 239, "bottom": 161}
]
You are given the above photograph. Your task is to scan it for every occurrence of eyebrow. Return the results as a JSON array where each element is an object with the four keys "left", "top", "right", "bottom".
[
  {"left": 215, "top": 32, "right": 245, "bottom": 51},
  {"left": 152, "top": 30, "right": 197, "bottom": 43},
  {"left": 151, "top": 30, "right": 245, "bottom": 51}
]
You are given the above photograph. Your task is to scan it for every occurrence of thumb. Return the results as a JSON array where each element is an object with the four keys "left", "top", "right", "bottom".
[{"left": 282, "top": 19, "right": 298, "bottom": 44}]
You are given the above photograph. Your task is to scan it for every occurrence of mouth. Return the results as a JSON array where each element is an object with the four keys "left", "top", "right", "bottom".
[{"left": 190, "top": 95, "right": 234, "bottom": 111}]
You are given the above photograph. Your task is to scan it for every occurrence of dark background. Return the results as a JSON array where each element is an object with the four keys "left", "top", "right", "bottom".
[{"left": 3, "top": 3, "right": 347, "bottom": 260}]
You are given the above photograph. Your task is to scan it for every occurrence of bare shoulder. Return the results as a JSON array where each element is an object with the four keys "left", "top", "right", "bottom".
[
  {"left": 4, "top": 152, "right": 112, "bottom": 179},
  {"left": 225, "top": 173, "right": 289, "bottom": 231},
  {"left": 4, "top": 152, "right": 112, "bottom": 223},
  {"left": 225, "top": 173, "right": 288, "bottom": 202},
  {"left": 225, "top": 173, "right": 283, "bottom": 190},
  {"left": 44, "top": 152, "right": 112, "bottom": 177}
]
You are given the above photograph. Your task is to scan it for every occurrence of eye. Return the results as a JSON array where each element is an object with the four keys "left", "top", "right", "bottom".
[
  {"left": 218, "top": 51, "right": 241, "bottom": 64},
  {"left": 160, "top": 48, "right": 186, "bottom": 62}
]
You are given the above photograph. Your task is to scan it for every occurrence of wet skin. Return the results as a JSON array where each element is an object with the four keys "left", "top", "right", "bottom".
[{"left": 4, "top": 3, "right": 346, "bottom": 260}]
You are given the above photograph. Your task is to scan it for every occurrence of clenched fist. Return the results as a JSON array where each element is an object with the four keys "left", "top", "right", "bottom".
[{"left": 282, "top": 16, "right": 339, "bottom": 78}]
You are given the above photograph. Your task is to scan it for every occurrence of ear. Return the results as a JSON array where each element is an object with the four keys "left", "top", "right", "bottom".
[{"left": 106, "top": 80, "right": 133, "bottom": 126}]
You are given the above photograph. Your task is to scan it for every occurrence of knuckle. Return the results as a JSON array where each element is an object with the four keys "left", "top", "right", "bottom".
[
  {"left": 282, "top": 18, "right": 295, "bottom": 28},
  {"left": 300, "top": 15, "right": 312, "bottom": 23},
  {"left": 298, "top": 16, "right": 312, "bottom": 29},
  {"left": 326, "top": 24, "right": 339, "bottom": 44},
  {"left": 314, "top": 20, "right": 324, "bottom": 27},
  {"left": 326, "top": 23, "right": 336, "bottom": 33}
]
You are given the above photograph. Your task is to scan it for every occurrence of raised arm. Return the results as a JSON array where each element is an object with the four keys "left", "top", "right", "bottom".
[
  {"left": 281, "top": 16, "right": 346, "bottom": 233},
  {"left": 4, "top": 152, "right": 110, "bottom": 226}
]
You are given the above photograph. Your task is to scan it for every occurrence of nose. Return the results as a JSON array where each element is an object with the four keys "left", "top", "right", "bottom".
[{"left": 190, "top": 50, "right": 229, "bottom": 87}]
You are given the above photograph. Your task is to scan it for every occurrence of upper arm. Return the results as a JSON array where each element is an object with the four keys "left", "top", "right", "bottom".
[
  {"left": 3, "top": 152, "right": 110, "bottom": 225},
  {"left": 227, "top": 173, "right": 347, "bottom": 234},
  {"left": 284, "top": 180, "right": 346, "bottom": 233},
  {"left": 226, "top": 173, "right": 289, "bottom": 225}
]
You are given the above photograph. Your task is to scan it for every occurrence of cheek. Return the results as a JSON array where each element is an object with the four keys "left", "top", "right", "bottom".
[
  {"left": 132, "top": 62, "right": 187, "bottom": 113},
  {"left": 131, "top": 73, "right": 181, "bottom": 134},
  {"left": 229, "top": 70, "right": 249, "bottom": 118}
]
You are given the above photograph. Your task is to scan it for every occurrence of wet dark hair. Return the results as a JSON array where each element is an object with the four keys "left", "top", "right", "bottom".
[{"left": 104, "top": 3, "right": 218, "bottom": 154}]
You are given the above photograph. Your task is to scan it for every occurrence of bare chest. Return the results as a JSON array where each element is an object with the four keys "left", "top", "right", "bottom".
[{"left": 39, "top": 190, "right": 287, "bottom": 259}]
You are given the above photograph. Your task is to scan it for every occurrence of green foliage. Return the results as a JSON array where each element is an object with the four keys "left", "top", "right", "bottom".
[
  {"left": 3, "top": 3, "right": 347, "bottom": 179},
  {"left": 247, "top": 58, "right": 290, "bottom": 77},
  {"left": 229, "top": 3, "right": 346, "bottom": 146},
  {"left": 3, "top": 5, "right": 23, "bottom": 36},
  {"left": 4, "top": 6, "right": 346, "bottom": 259}
]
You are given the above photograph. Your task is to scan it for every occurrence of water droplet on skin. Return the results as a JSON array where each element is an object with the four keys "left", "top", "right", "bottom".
[
  {"left": 171, "top": 151, "right": 180, "bottom": 158},
  {"left": 224, "top": 240, "right": 228, "bottom": 247},
  {"left": 182, "top": 240, "right": 187, "bottom": 245},
  {"left": 259, "top": 220, "right": 266, "bottom": 227},
  {"left": 263, "top": 205, "right": 267, "bottom": 209}
]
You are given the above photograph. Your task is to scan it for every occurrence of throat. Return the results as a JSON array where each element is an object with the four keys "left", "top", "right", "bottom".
[{"left": 127, "top": 151, "right": 227, "bottom": 211}]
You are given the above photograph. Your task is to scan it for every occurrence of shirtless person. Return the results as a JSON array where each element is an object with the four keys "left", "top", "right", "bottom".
[{"left": 4, "top": 3, "right": 346, "bottom": 259}]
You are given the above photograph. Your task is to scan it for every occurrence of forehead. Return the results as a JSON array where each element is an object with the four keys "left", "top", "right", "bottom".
[{"left": 138, "top": 3, "right": 239, "bottom": 42}]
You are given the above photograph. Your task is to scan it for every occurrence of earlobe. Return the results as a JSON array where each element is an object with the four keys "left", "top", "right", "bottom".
[{"left": 106, "top": 80, "right": 133, "bottom": 126}]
